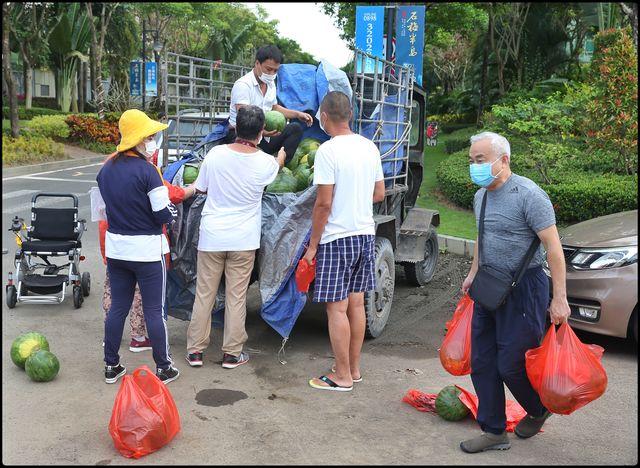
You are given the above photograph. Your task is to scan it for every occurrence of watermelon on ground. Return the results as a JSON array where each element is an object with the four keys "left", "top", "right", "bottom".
[
  {"left": 182, "top": 164, "right": 200, "bottom": 185},
  {"left": 299, "top": 154, "right": 309, "bottom": 166},
  {"left": 25, "top": 349, "right": 60, "bottom": 382},
  {"left": 11, "top": 332, "right": 50, "bottom": 369},
  {"left": 435, "top": 385, "right": 470, "bottom": 421},
  {"left": 265, "top": 110, "right": 286, "bottom": 132},
  {"left": 307, "top": 172, "right": 314, "bottom": 186}
]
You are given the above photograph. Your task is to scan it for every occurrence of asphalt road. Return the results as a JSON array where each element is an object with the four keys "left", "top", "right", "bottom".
[{"left": 2, "top": 162, "right": 638, "bottom": 465}]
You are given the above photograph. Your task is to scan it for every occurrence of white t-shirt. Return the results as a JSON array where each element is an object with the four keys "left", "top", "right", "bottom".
[
  {"left": 194, "top": 145, "right": 279, "bottom": 252},
  {"left": 313, "top": 134, "right": 384, "bottom": 245},
  {"left": 229, "top": 70, "right": 277, "bottom": 127}
]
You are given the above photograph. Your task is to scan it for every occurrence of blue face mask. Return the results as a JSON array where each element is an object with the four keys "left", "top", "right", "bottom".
[{"left": 469, "top": 158, "right": 503, "bottom": 187}]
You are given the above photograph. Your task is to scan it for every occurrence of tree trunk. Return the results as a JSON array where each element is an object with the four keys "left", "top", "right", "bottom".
[
  {"left": 477, "top": 29, "right": 490, "bottom": 126},
  {"left": 78, "top": 61, "right": 85, "bottom": 113},
  {"left": 620, "top": 3, "right": 638, "bottom": 50},
  {"left": 89, "top": 42, "right": 96, "bottom": 107},
  {"left": 24, "top": 65, "right": 33, "bottom": 109},
  {"left": 71, "top": 69, "right": 79, "bottom": 113},
  {"left": 2, "top": 5, "right": 20, "bottom": 137}
]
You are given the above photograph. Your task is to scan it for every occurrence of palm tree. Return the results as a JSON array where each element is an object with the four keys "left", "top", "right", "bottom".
[{"left": 49, "top": 3, "right": 91, "bottom": 112}]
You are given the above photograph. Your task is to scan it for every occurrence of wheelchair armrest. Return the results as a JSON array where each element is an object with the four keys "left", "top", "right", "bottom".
[{"left": 76, "top": 219, "right": 87, "bottom": 240}]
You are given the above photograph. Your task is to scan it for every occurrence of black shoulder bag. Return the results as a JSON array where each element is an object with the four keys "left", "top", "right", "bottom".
[{"left": 468, "top": 191, "right": 541, "bottom": 311}]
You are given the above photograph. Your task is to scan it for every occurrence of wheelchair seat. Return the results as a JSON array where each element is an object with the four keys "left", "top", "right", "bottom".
[{"left": 21, "top": 240, "right": 80, "bottom": 253}]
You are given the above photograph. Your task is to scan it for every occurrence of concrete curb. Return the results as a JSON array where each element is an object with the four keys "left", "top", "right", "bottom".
[
  {"left": 438, "top": 234, "right": 475, "bottom": 258},
  {"left": 2, "top": 156, "right": 106, "bottom": 178}
]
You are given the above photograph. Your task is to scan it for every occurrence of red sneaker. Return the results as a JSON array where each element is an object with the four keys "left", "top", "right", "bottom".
[{"left": 129, "top": 337, "right": 152, "bottom": 353}]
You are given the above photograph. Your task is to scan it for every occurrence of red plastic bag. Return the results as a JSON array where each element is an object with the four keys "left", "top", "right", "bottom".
[
  {"left": 439, "top": 294, "right": 474, "bottom": 375},
  {"left": 295, "top": 258, "right": 316, "bottom": 293},
  {"left": 402, "top": 385, "right": 527, "bottom": 432},
  {"left": 109, "top": 366, "right": 181, "bottom": 458},
  {"left": 525, "top": 322, "right": 608, "bottom": 415},
  {"left": 455, "top": 385, "right": 527, "bottom": 433}
]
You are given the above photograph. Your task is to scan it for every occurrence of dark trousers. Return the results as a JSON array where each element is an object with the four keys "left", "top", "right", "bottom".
[
  {"left": 104, "top": 257, "right": 172, "bottom": 369},
  {"left": 470, "top": 266, "right": 550, "bottom": 434},
  {"left": 227, "top": 122, "right": 303, "bottom": 164}
]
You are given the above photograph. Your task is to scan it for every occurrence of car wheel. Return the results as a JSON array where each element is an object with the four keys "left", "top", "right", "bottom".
[{"left": 633, "top": 309, "right": 638, "bottom": 344}]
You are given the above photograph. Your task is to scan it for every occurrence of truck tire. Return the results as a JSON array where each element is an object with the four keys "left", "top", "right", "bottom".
[
  {"left": 365, "top": 237, "right": 395, "bottom": 338},
  {"left": 403, "top": 227, "right": 439, "bottom": 286}
]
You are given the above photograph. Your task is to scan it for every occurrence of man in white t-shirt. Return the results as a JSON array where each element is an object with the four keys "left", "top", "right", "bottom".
[
  {"left": 302, "top": 91, "right": 386, "bottom": 392},
  {"left": 228, "top": 45, "right": 314, "bottom": 164},
  {"left": 186, "top": 105, "right": 285, "bottom": 369}
]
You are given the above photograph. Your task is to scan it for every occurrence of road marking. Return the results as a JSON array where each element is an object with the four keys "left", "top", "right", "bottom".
[
  {"left": 2, "top": 192, "right": 89, "bottom": 215},
  {"left": 2, "top": 162, "right": 102, "bottom": 181},
  {"left": 2, "top": 190, "right": 38, "bottom": 200},
  {"left": 16, "top": 176, "right": 97, "bottom": 183}
]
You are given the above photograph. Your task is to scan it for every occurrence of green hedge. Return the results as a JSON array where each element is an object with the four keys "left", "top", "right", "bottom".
[
  {"left": 24, "top": 115, "right": 70, "bottom": 139},
  {"left": 445, "top": 137, "right": 470, "bottom": 154},
  {"left": 2, "top": 106, "right": 68, "bottom": 120},
  {"left": 436, "top": 151, "right": 638, "bottom": 224},
  {"left": 2, "top": 134, "right": 65, "bottom": 166}
]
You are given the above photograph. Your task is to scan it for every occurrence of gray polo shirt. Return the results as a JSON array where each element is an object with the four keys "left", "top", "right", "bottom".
[{"left": 473, "top": 174, "right": 556, "bottom": 278}]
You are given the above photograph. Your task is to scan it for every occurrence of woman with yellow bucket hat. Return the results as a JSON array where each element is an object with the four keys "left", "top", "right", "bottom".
[{"left": 97, "top": 109, "right": 181, "bottom": 385}]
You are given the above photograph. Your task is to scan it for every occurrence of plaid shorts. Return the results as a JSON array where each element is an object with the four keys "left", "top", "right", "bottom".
[{"left": 312, "top": 235, "right": 376, "bottom": 303}]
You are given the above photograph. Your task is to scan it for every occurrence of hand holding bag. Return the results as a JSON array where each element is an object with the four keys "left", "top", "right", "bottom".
[{"left": 468, "top": 191, "right": 540, "bottom": 311}]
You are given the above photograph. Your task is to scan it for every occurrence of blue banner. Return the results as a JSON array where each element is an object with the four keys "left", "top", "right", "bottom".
[
  {"left": 145, "top": 62, "right": 157, "bottom": 97},
  {"left": 355, "top": 5, "right": 385, "bottom": 74},
  {"left": 396, "top": 5, "right": 425, "bottom": 86},
  {"left": 129, "top": 61, "right": 142, "bottom": 96}
]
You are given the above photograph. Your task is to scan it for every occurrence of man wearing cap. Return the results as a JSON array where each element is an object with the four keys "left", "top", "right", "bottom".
[{"left": 96, "top": 109, "right": 181, "bottom": 385}]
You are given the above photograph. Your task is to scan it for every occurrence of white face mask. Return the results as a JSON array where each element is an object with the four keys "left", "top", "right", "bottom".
[
  {"left": 260, "top": 72, "right": 276, "bottom": 84},
  {"left": 319, "top": 113, "right": 327, "bottom": 134},
  {"left": 144, "top": 139, "right": 157, "bottom": 155}
]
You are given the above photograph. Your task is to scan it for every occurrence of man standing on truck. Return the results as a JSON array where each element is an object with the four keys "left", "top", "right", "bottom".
[
  {"left": 303, "top": 91, "right": 386, "bottom": 392},
  {"left": 227, "top": 45, "right": 314, "bottom": 164},
  {"left": 186, "top": 106, "right": 285, "bottom": 369},
  {"left": 460, "top": 131, "right": 571, "bottom": 453}
]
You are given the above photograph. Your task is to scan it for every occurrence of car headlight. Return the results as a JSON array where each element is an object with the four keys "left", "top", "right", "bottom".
[{"left": 570, "top": 246, "right": 637, "bottom": 270}]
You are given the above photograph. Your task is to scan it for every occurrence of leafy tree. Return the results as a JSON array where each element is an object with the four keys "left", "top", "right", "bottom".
[
  {"left": 86, "top": 2, "right": 120, "bottom": 118},
  {"left": 7, "top": 3, "right": 60, "bottom": 109},
  {"left": 104, "top": 4, "right": 139, "bottom": 96},
  {"left": 48, "top": 3, "right": 92, "bottom": 112},
  {"left": 585, "top": 27, "right": 638, "bottom": 175},
  {"left": 3, "top": 3, "right": 20, "bottom": 136}
]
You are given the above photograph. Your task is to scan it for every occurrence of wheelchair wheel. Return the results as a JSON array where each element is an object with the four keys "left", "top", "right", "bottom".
[
  {"left": 6, "top": 286, "right": 17, "bottom": 309},
  {"left": 73, "top": 285, "right": 83, "bottom": 309},
  {"left": 81, "top": 272, "right": 91, "bottom": 297}
]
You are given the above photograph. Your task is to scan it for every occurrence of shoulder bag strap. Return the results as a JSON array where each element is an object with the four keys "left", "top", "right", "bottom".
[
  {"left": 477, "top": 191, "right": 488, "bottom": 266},
  {"left": 511, "top": 237, "right": 542, "bottom": 287}
]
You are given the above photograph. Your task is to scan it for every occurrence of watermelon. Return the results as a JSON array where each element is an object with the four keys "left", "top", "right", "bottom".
[
  {"left": 11, "top": 332, "right": 50, "bottom": 369},
  {"left": 25, "top": 349, "right": 60, "bottom": 382},
  {"left": 307, "top": 149, "right": 317, "bottom": 166},
  {"left": 266, "top": 172, "right": 299, "bottom": 193},
  {"left": 299, "top": 154, "right": 309, "bottom": 166},
  {"left": 286, "top": 153, "right": 301, "bottom": 171},
  {"left": 294, "top": 165, "right": 312, "bottom": 191},
  {"left": 265, "top": 110, "right": 286, "bottom": 132},
  {"left": 307, "top": 172, "right": 314, "bottom": 186},
  {"left": 298, "top": 138, "right": 321, "bottom": 155},
  {"left": 182, "top": 164, "right": 199, "bottom": 185},
  {"left": 435, "top": 385, "right": 470, "bottom": 421}
]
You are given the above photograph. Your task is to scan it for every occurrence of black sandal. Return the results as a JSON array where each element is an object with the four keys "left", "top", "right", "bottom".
[{"left": 309, "top": 375, "right": 353, "bottom": 392}]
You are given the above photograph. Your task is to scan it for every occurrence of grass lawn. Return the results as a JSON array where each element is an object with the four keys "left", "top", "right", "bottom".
[
  {"left": 2, "top": 119, "right": 30, "bottom": 134},
  {"left": 416, "top": 132, "right": 478, "bottom": 240}
]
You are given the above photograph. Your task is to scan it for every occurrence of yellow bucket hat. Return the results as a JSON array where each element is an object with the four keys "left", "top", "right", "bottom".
[{"left": 117, "top": 109, "right": 168, "bottom": 152}]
